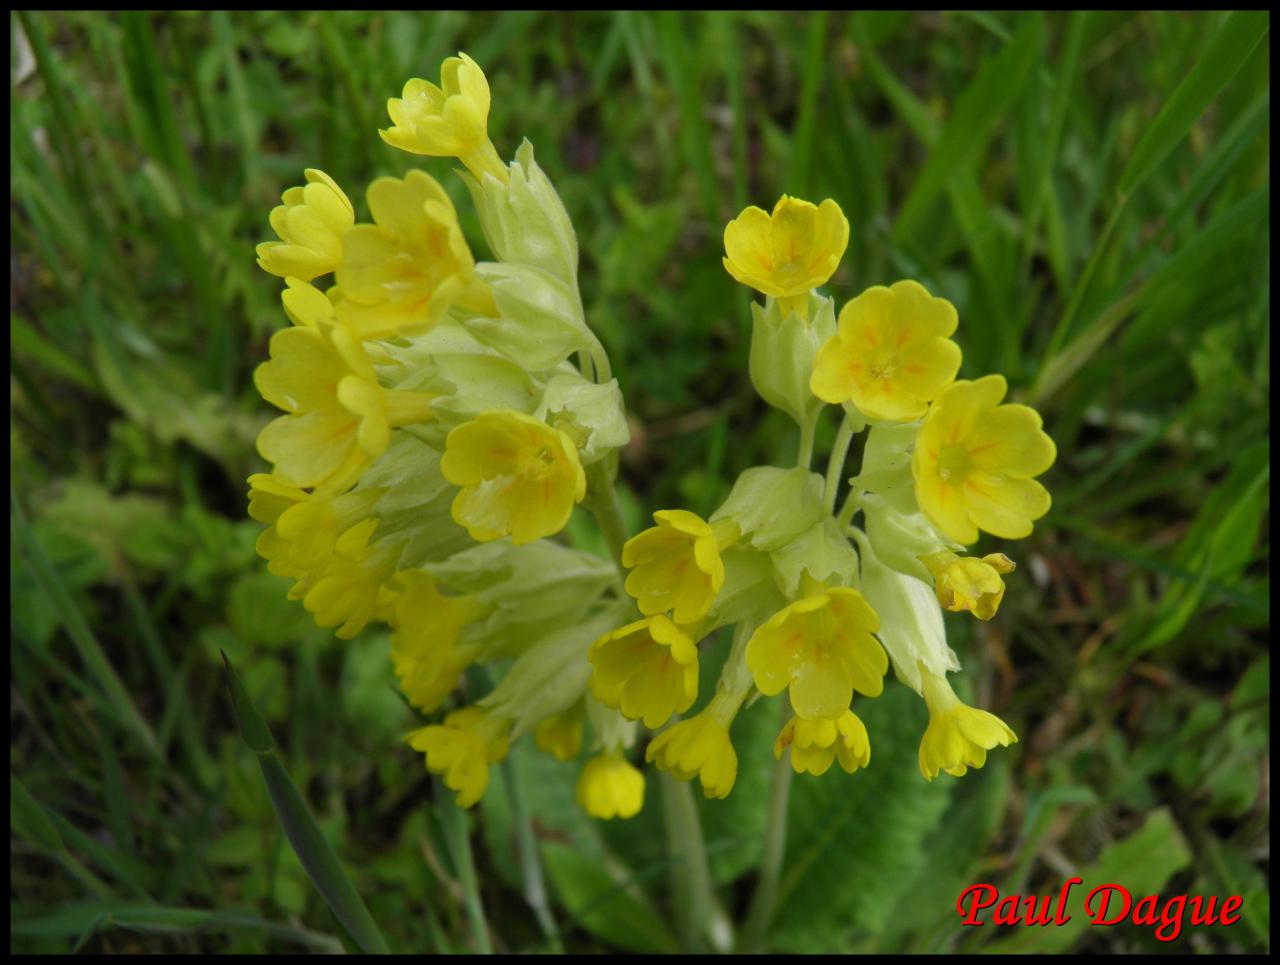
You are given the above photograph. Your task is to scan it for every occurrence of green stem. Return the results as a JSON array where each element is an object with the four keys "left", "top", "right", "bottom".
[
  {"left": 586, "top": 461, "right": 630, "bottom": 583},
  {"left": 739, "top": 699, "right": 794, "bottom": 953},
  {"left": 823, "top": 412, "right": 857, "bottom": 513},
  {"left": 796, "top": 410, "right": 817, "bottom": 469},
  {"left": 501, "top": 761, "right": 563, "bottom": 952},
  {"left": 659, "top": 769, "right": 720, "bottom": 952},
  {"left": 438, "top": 789, "right": 492, "bottom": 954}
]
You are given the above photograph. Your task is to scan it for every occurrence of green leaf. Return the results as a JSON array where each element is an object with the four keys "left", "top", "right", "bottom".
[
  {"left": 10, "top": 774, "right": 65, "bottom": 853},
  {"left": 220, "top": 651, "right": 390, "bottom": 954},
  {"left": 770, "top": 685, "right": 956, "bottom": 950},
  {"left": 982, "top": 808, "right": 1192, "bottom": 953},
  {"left": 543, "top": 841, "right": 678, "bottom": 953},
  {"left": 891, "top": 13, "right": 1043, "bottom": 241},
  {"left": 1116, "top": 11, "right": 1270, "bottom": 197}
]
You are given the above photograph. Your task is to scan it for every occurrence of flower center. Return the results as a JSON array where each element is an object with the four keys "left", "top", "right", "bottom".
[{"left": 936, "top": 443, "right": 973, "bottom": 482}]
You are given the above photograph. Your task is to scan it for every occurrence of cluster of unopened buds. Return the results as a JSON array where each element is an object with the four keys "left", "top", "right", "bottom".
[{"left": 248, "top": 53, "right": 1055, "bottom": 820}]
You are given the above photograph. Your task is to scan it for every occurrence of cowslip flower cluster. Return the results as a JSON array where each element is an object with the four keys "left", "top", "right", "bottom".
[
  {"left": 247, "top": 54, "right": 1054, "bottom": 822},
  {"left": 249, "top": 52, "right": 640, "bottom": 817}
]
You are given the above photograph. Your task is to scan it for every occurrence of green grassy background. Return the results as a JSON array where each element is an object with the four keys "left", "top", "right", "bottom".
[{"left": 10, "top": 10, "right": 1270, "bottom": 954}]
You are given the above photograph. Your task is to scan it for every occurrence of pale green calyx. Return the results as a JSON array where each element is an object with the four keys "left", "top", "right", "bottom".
[{"left": 748, "top": 292, "right": 837, "bottom": 427}]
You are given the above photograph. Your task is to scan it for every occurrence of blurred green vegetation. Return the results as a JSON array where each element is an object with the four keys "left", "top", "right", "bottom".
[{"left": 10, "top": 10, "right": 1269, "bottom": 954}]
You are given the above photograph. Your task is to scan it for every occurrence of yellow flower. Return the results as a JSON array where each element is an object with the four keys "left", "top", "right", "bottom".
[
  {"left": 335, "top": 170, "right": 494, "bottom": 340},
  {"left": 621, "top": 511, "right": 738, "bottom": 623},
  {"left": 912, "top": 375, "right": 1056, "bottom": 544},
  {"left": 389, "top": 570, "right": 483, "bottom": 713},
  {"left": 589, "top": 616, "right": 699, "bottom": 729},
  {"left": 256, "top": 169, "right": 354, "bottom": 281},
  {"left": 920, "top": 550, "right": 1016, "bottom": 621},
  {"left": 408, "top": 706, "right": 511, "bottom": 807},
  {"left": 380, "top": 53, "right": 507, "bottom": 183},
  {"left": 440, "top": 411, "right": 586, "bottom": 545},
  {"left": 810, "top": 280, "right": 962, "bottom": 421},
  {"left": 300, "top": 519, "right": 400, "bottom": 638},
  {"left": 577, "top": 752, "right": 645, "bottom": 820},
  {"left": 722, "top": 195, "right": 849, "bottom": 320},
  {"left": 917, "top": 670, "right": 1016, "bottom": 780},
  {"left": 249, "top": 475, "right": 384, "bottom": 582},
  {"left": 774, "top": 709, "right": 870, "bottom": 776},
  {"left": 254, "top": 322, "right": 436, "bottom": 492},
  {"left": 534, "top": 704, "right": 585, "bottom": 762},
  {"left": 645, "top": 692, "right": 743, "bottom": 799},
  {"left": 280, "top": 277, "right": 338, "bottom": 329},
  {"left": 746, "top": 583, "right": 887, "bottom": 720}
]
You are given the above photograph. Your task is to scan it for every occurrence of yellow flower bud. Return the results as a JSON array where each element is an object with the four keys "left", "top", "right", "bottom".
[
  {"left": 645, "top": 692, "right": 744, "bottom": 800},
  {"left": 576, "top": 751, "right": 645, "bottom": 820},
  {"left": 920, "top": 550, "right": 1016, "bottom": 621}
]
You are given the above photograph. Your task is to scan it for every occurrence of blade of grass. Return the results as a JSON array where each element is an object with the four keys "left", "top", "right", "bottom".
[
  {"left": 221, "top": 650, "right": 391, "bottom": 954},
  {"left": 655, "top": 11, "right": 719, "bottom": 221},
  {"left": 437, "top": 784, "right": 493, "bottom": 954},
  {"left": 11, "top": 489, "right": 159, "bottom": 759},
  {"left": 891, "top": 13, "right": 1043, "bottom": 242},
  {"left": 1116, "top": 10, "right": 1270, "bottom": 197},
  {"left": 785, "top": 11, "right": 828, "bottom": 197}
]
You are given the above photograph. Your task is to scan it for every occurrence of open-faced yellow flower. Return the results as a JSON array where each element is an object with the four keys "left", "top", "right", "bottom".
[
  {"left": 912, "top": 375, "right": 1056, "bottom": 545},
  {"left": 645, "top": 692, "right": 743, "bottom": 799},
  {"left": 407, "top": 706, "right": 511, "bottom": 807},
  {"left": 746, "top": 583, "right": 886, "bottom": 720},
  {"left": 389, "top": 570, "right": 483, "bottom": 712},
  {"left": 588, "top": 616, "right": 699, "bottom": 729},
  {"left": 722, "top": 196, "right": 849, "bottom": 320},
  {"left": 622, "top": 511, "right": 739, "bottom": 623},
  {"left": 576, "top": 751, "right": 645, "bottom": 820},
  {"left": 774, "top": 709, "right": 871, "bottom": 776},
  {"left": 920, "top": 550, "right": 1015, "bottom": 621},
  {"left": 380, "top": 53, "right": 507, "bottom": 183},
  {"left": 440, "top": 411, "right": 586, "bottom": 545},
  {"left": 534, "top": 704, "right": 585, "bottom": 762},
  {"left": 918, "top": 670, "right": 1016, "bottom": 780},
  {"left": 256, "top": 169, "right": 355, "bottom": 281},
  {"left": 300, "top": 519, "right": 400, "bottom": 639},
  {"left": 810, "top": 280, "right": 962, "bottom": 422},
  {"left": 254, "top": 322, "right": 436, "bottom": 492},
  {"left": 335, "top": 170, "right": 494, "bottom": 340}
]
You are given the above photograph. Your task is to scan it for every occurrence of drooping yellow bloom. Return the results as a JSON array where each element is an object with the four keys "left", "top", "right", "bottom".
[
  {"left": 254, "top": 322, "right": 436, "bottom": 492},
  {"left": 645, "top": 692, "right": 742, "bottom": 799},
  {"left": 300, "top": 519, "right": 401, "bottom": 639},
  {"left": 589, "top": 616, "right": 699, "bottom": 729},
  {"left": 534, "top": 705, "right": 585, "bottom": 762},
  {"left": 249, "top": 475, "right": 384, "bottom": 580},
  {"left": 335, "top": 171, "right": 494, "bottom": 340},
  {"left": 746, "top": 583, "right": 887, "bottom": 720},
  {"left": 722, "top": 196, "right": 849, "bottom": 319},
  {"left": 256, "top": 169, "right": 354, "bottom": 281},
  {"left": 920, "top": 550, "right": 1016, "bottom": 621},
  {"left": 622, "top": 511, "right": 739, "bottom": 623},
  {"left": 912, "top": 375, "right": 1056, "bottom": 545},
  {"left": 810, "top": 280, "right": 962, "bottom": 422},
  {"left": 440, "top": 412, "right": 586, "bottom": 545},
  {"left": 389, "top": 570, "right": 483, "bottom": 712},
  {"left": 576, "top": 751, "right": 645, "bottom": 819},
  {"left": 407, "top": 706, "right": 511, "bottom": 807},
  {"left": 380, "top": 53, "right": 508, "bottom": 184},
  {"left": 774, "top": 709, "right": 871, "bottom": 776},
  {"left": 918, "top": 670, "right": 1017, "bottom": 780}
]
